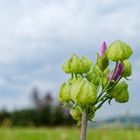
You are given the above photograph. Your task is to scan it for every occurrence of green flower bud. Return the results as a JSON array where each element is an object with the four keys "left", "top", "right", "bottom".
[
  {"left": 92, "top": 64, "right": 102, "bottom": 75},
  {"left": 81, "top": 56, "right": 93, "bottom": 73},
  {"left": 107, "top": 40, "right": 133, "bottom": 61},
  {"left": 109, "top": 81, "right": 129, "bottom": 103},
  {"left": 122, "top": 60, "right": 132, "bottom": 77},
  {"left": 62, "top": 54, "right": 83, "bottom": 74},
  {"left": 70, "top": 107, "right": 82, "bottom": 121},
  {"left": 90, "top": 75, "right": 101, "bottom": 86},
  {"left": 86, "top": 72, "right": 101, "bottom": 86},
  {"left": 115, "top": 89, "right": 129, "bottom": 103},
  {"left": 58, "top": 83, "right": 71, "bottom": 102},
  {"left": 62, "top": 54, "right": 93, "bottom": 74},
  {"left": 97, "top": 53, "right": 109, "bottom": 71},
  {"left": 70, "top": 78, "right": 97, "bottom": 104},
  {"left": 86, "top": 64, "right": 102, "bottom": 86},
  {"left": 70, "top": 78, "right": 83, "bottom": 103}
]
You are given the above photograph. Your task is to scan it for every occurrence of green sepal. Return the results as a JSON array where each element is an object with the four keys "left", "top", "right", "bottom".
[
  {"left": 70, "top": 107, "right": 82, "bottom": 124},
  {"left": 62, "top": 54, "right": 83, "bottom": 74},
  {"left": 96, "top": 53, "right": 109, "bottom": 71},
  {"left": 70, "top": 78, "right": 97, "bottom": 104},
  {"left": 86, "top": 64, "right": 102, "bottom": 86},
  {"left": 107, "top": 40, "right": 133, "bottom": 61},
  {"left": 122, "top": 60, "right": 132, "bottom": 77},
  {"left": 81, "top": 56, "right": 93, "bottom": 73},
  {"left": 109, "top": 81, "right": 129, "bottom": 103},
  {"left": 58, "top": 82, "right": 71, "bottom": 102}
]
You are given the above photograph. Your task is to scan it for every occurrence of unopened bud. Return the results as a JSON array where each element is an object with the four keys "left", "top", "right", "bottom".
[
  {"left": 70, "top": 78, "right": 97, "bottom": 104},
  {"left": 70, "top": 107, "right": 82, "bottom": 122},
  {"left": 107, "top": 40, "right": 133, "bottom": 61},
  {"left": 58, "top": 83, "right": 71, "bottom": 102},
  {"left": 109, "top": 81, "right": 129, "bottom": 103},
  {"left": 108, "top": 63, "right": 123, "bottom": 81}
]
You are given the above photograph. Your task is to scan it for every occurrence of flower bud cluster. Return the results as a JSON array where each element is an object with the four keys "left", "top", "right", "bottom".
[{"left": 58, "top": 40, "right": 133, "bottom": 125}]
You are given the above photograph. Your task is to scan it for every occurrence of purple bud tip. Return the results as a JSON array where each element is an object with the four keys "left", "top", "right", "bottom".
[
  {"left": 107, "top": 63, "right": 124, "bottom": 81},
  {"left": 113, "top": 63, "right": 123, "bottom": 80},
  {"left": 99, "top": 41, "right": 107, "bottom": 57}
]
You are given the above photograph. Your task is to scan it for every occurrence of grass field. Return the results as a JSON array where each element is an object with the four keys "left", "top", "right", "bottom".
[{"left": 0, "top": 127, "right": 140, "bottom": 140}]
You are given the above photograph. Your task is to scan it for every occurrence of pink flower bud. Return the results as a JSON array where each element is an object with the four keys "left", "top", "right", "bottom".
[
  {"left": 108, "top": 63, "right": 124, "bottom": 81},
  {"left": 99, "top": 41, "right": 107, "bottom": 57}
]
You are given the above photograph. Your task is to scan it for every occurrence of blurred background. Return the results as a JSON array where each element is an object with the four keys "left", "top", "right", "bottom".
[{"left": 0, "top": 0, "right": 140, "bottom": 139}]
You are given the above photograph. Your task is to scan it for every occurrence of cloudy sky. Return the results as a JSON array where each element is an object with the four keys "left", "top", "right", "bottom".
[{"left": 0, "top": 0, "right": 140, "bottom": 119}]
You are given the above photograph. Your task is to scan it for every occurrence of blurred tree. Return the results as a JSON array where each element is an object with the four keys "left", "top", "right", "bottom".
[
  {"left": 0, "top": 87, "right": 75, "bottom": 127},
  {"left": 32, "top": 87, "right": 41, "bottom": 109}
]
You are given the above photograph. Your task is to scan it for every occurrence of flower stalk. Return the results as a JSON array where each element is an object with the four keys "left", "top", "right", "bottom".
[{"left": 80, "top": 111, "right": 87, "bottom": 140}]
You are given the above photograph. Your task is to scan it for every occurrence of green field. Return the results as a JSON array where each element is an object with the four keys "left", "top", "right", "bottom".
[{"left": 0, "top": 128, "right": 140, "bottom": 140}]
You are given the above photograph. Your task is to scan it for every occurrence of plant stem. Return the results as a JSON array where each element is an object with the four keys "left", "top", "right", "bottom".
[
  {"left": 95, "top": 96, "right": 110, "bottom": 111},
  {"left": 80, "top": 111, "right": 87, "bottom": 140},
  {"left": 96, "top": 62, "right": 119, "bottom": 102},
  {"left": 106, "top": 76, "right": 122, "bottom": 92}
]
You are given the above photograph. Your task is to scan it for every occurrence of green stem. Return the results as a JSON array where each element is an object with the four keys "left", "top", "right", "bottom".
[
  {"left": 80, "top": 111, "right": 87, "bottom": 140},
  {"left": 106, "top": 77, "right": 122, "bottom": 92},
  {"left": 98, "top": 94, "right": 108, "bottom": 102},
  {"left": 97, "top": 62, "right": 118, "bottom": 102},
  {"left": 71, "top": 73, "right": 74, "bottom": 79},
  {"left": 95, "top": 96, "right": 110, "bottom": 111},
  {"left": 80, "top": 74, "right": 85, "bottom": 78},
  {"left": 96, "top": 82, "right": 108, "bottom": 101},
  {"left": 98, "top": 77, "right": 122, "bottom": 102}
]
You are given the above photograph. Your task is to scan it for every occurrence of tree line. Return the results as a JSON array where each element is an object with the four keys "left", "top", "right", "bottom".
[{"left": 0, "top": 88, "right": 75, "bottom": 127}]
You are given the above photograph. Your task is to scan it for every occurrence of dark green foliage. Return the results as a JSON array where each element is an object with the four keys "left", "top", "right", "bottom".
[{"left": 0, "top": 88, "right": 75, "bottom": 127}]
